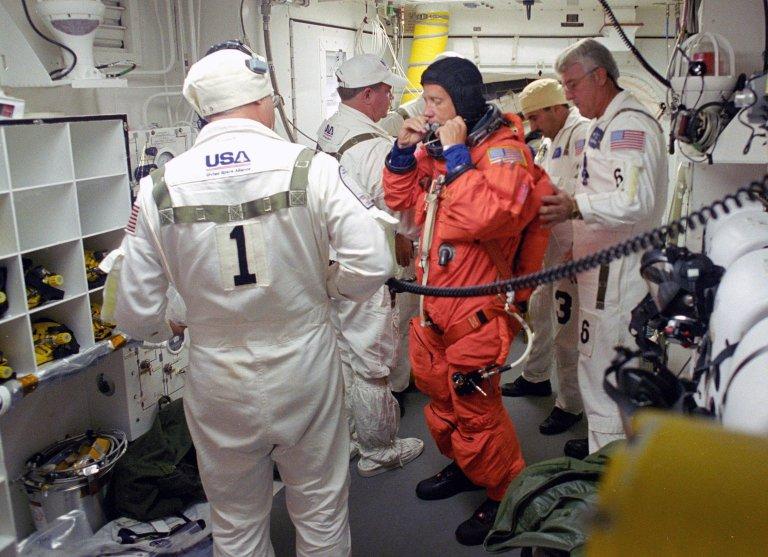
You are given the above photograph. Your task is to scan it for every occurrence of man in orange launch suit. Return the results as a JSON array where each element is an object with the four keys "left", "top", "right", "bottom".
[{"left": 382, "top": 57, "right": 552, "bottom": 546}]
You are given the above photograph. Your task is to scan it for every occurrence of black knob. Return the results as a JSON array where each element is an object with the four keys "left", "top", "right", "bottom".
[{"left": 438, "top": 243, "right": 455, "bottom": 266}]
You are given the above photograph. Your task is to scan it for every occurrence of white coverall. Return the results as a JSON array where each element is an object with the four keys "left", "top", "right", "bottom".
[
  {"left": 376, "top": 96, "right": 426, "bottom": 393},
  {"left": 316, "top": 103, "right": 420, "bottom": 472},
  {"left": 572, "top": 91, "right": 667, "bottom": 452},
  {"left": 113, "top": 118, "right": 393, "bottom": 557},
  {"left": 378, "top": 96, "right": 426, "bottom": 138},
  {"left": 379, "top": 98, "right": 424, "bottom": 393},
  {"left": 523, "top": 107, "right": 588, "bottom": 414}
]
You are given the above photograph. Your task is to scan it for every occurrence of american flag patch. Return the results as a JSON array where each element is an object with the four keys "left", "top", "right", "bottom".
[
  {"left": 610, "top": 130, "right": 645, "bottom": 152},
  {"left": 574, "top": 139, "right": 585, "bottom": 156},
  {"left": 125, "top": 202, "right": 140, "bottom": 235},
  {"left": 488, "top": 146, "right": 526, "bottom": 166}
]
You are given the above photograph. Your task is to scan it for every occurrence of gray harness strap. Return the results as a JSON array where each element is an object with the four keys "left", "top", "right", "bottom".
[
  {"left": 561, "top": 124, "right": 579, "bottom": 157},
  {"left": 595, "top": 263, "right": 610, "bottom": 310},
  {"left": 152, "top": 148, "right": 314, "bottom": 226},
  {"left": 325, "top": 132, "right": 381, "bottom": 161},
  {"left": 608, "top": 107, "right": 663, "bottom": 135}
]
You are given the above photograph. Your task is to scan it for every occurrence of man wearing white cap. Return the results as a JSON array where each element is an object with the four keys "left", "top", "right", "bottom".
[
  {"left": 501, "top": 79, "right": 587, "bottom": 436},
  {"left": 317, "top": 54, "right": 424, "bottom": 478},
  {"left": 112, "top": 41, "right": 394, "bottom": 557}
]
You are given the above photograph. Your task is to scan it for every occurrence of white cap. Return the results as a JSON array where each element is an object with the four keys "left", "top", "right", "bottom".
[
  {"left": 183, "top": 49, "right": 274, "bottom": 117},
  {"left": 336, "top": 54, "right": 408, "bottom": 89}
]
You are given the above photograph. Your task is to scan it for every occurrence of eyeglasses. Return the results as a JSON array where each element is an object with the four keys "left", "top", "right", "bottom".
[{"left": 562, "top": 67, "right": 597, "bottom": 92}]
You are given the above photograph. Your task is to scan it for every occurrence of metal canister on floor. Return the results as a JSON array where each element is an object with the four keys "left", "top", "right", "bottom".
[{"left": 22, "top": 429, "right": 127, "bottom": 533}]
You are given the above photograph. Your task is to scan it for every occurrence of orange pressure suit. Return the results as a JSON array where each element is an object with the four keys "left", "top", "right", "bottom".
[{"left": 382, "top": 114, "right": 552, "bottom": 500}]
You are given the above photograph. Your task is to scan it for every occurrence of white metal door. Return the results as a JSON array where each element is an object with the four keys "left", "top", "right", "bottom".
[{"left": 290, "top": 21, "right": 355, "bottom": 148}]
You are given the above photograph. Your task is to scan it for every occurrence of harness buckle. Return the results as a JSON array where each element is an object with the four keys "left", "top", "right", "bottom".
[
  {"left": 289, "top": 191, "right": 306, "bottom": 206},
  {"left": 228, "top": 204, "right": 244, "bottom": 222},
  {"left": 159, "top": 208, "right": 175, "bottom": 225}
]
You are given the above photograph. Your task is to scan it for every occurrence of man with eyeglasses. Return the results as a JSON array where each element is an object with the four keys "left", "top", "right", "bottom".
[
  {"left": 112, "top": 43, "right": 395, "bottom": 556},
  {"left": 501, "top": 79, "right": 587, "bottom": 438},
  {"left": 540, "top": 38, "right": 668, "bottom": 458},
  {"left": 316, "top": 55, "right": 425, "bottom": 479}
]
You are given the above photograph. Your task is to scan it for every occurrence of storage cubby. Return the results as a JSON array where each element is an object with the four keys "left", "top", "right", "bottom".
[
  {"left": 0, "top": 256, "right": 25, "bottom": 324},
  {"left": 0, "top": 195, "right": 17, "bottom": 258},
  {"left": 0, "top": 316, "right": 35, "bottom": 375},
  {"left": 70, "top": 120, "right": 128, "bottom": 181},
  {"left": 31, "top": 295, "right": 94, "bottom": 365},
  {"left": 15, "top": 185, "right": 80, "bottom": 252},
  {"left": 0, "top": 116, "right": 130, "bottom": 379},
  {"left": 88, "top": 290, "right": 116, "bottom": 341},
  {"left": 88, "top": 288, "right": 104, "bottom": 306},
  {"left": 24, "top": 241, "right": 88, "bottom": 312},
  {"left": 83, "top": 228, "right": 125, "bottom": 253},
  {"left": 83, "top": 230, "right": 124, "bottom": 293},
  {"left": 4, "top": 124, "right": 72, "bottom": 190},
  {"left": 77, "top": 175, "right": 132, "bottom": 237}
]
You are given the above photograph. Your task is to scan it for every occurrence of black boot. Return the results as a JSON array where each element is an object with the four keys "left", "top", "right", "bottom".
[
  {"left": 539, "top": 407, "right": 583, "bottom": 435},
  {"left": 415, "top": 461, "right": 483, "bottom": 500},
  {"left": 455, "top": 498, "right": 500, "bottom": 546},
  {"left": 563, "top": 438, "right": 589, "bottom": 460},
  {"left": 501, "top": 376, "right": 552, "bottom": 397}
]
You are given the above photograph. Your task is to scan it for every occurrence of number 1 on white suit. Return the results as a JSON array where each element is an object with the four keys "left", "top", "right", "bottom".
[{"left": 215, "top": 221, "right": 271, "bottom": 290}]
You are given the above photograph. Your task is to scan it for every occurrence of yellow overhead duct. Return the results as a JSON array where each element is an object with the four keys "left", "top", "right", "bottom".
[{"left": 402, "top": 11, "right": 449, "bottom": 103}]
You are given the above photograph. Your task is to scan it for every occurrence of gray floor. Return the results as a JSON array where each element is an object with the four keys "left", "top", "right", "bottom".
[{"left": 265, "top": 375, "right": 586, "bottom": 557}]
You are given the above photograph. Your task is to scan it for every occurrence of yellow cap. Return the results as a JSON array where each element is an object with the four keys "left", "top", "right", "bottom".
[{"left": 518, "top": 78, "right": 567, "bottom": 116}]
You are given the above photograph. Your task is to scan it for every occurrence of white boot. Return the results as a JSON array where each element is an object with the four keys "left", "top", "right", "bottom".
[{"left": 357, "top": 437, "right": 424, "bottom": 477}]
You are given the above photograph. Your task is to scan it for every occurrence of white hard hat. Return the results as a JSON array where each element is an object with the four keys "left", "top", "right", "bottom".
[
  {"left": 705, "top": 208, "right": 768, "bottom": 268},
  {"left": 697, "top": 248, "right": 768, "bottom": 418},
  {"left": 335, "top": 54, "right": 408, "bottom": 89},
  {"left": 183, "top": 48, "right": 274, "bottom": 117},
  {"left": 719, "top": 316, "right": 768, "bottom": 435}
]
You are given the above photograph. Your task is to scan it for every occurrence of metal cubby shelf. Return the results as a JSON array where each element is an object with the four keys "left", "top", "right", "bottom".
[{"left": 0, "top": 115, "right": 132, "bottom": 555}]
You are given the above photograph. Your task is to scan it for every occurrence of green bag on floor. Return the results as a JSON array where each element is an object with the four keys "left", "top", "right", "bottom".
[
  {"left": 484, "top": 441, "right": 623, "bottom": 556},
  {"left": 106, "top": 398, "right": 206, "bottom": 521}
]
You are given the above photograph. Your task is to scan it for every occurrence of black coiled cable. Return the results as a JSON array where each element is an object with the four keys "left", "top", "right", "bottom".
[
  {"left": 597, "top": 0, "right": 672, "bottom": 90},
  {"left": 386, "top": 175, "right": 768, "bottom": 298}
]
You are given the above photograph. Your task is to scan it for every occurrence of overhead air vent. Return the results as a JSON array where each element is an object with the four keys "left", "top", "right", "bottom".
[
  {"left": 562, "top": 13, "right": 584, "bottom": 28},
  {"left": 94, "top": 0, "right": 142, "bottom": 66}
]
